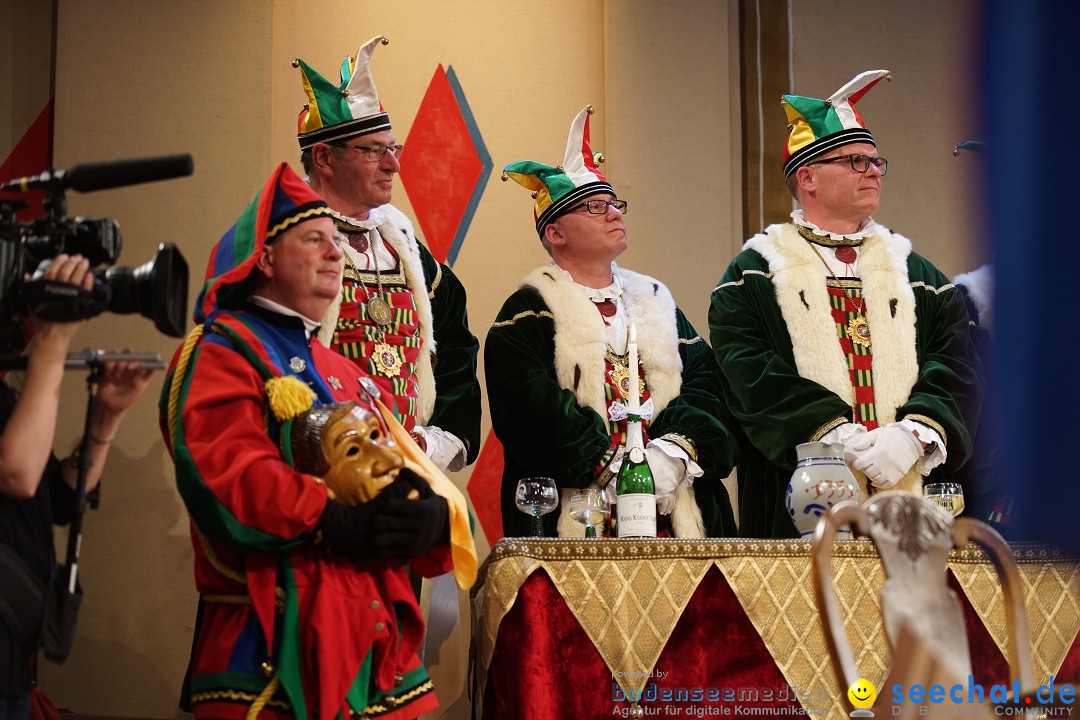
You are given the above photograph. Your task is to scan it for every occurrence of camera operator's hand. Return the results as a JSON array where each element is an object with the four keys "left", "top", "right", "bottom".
[
  {"left": 2, "top": 254, "right": 93, "bottom": 498},
  {"left": 27, "top": 253, "right": 94, "bottom": 358}
]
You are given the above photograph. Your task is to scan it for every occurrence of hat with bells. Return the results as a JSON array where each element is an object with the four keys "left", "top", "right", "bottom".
[
  {"left": 294, "top": 35, "right": 392, "bottom": 150},
  {"left": 502, "top": 105, "right": 614, "bottom": 239},
  {"left": 781, "top": 69, "right": 891, "bottom": 178}
]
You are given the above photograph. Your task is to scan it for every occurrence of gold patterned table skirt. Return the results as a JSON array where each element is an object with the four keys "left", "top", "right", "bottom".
[{"left": 470, "top": 538, "right": 1079, "bottom": 718}]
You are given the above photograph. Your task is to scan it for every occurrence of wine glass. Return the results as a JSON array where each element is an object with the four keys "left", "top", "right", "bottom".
[
  {"left": 515, "top": 477, "right": 559, "bottom": 537},
  {"left": 569, "top": 486, "right": 610, "bottom": 538},
  {"left": 923, "top": 482, "right": 965, "bottom": 517}
]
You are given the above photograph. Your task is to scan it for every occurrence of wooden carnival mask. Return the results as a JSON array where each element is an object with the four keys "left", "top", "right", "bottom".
[{"left": 290, "top": 401, "right": 404, "bottom": 505}]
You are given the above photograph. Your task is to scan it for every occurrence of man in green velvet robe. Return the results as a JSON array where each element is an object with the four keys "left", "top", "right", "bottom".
[
  {"left": 489, "top": 106, "right": 738, "bottom": 538},
  {"left": 293, "top": 36, "right": 481, "bottom": 474},
  {"left": 709, "top": 70, "right": 982, "bottom": 539}
]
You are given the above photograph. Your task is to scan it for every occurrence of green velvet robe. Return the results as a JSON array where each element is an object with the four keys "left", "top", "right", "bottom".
[
  {"left": 708, "top": 223, "right": 982, "bottom": 539},
  {"left": 486, "top": 264, "right": 738, "bottom": 538}
]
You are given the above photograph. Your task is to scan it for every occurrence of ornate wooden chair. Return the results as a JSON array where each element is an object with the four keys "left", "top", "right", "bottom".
[{"left": 811, "top": 491, "right": 1034, "bottom": 713}]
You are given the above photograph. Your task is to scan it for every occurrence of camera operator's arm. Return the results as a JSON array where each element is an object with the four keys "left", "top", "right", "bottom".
[
  {"left": 0, "top": 254, "right": 90, "bottom": 499},
  {"left": 58, "top": 358, "right": 153, "bottom": 493}
]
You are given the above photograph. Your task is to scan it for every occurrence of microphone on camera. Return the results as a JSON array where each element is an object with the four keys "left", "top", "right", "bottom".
[{"left": 0, "top": 154, "right": 194, "bottom": 193}]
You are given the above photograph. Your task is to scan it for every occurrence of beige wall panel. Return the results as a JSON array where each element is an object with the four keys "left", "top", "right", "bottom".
[
  {"left": 605, "top": 0, "right": 742, "bottom": 334},
  {"left": 791, "top": 0, "right": 987, "bottom": 278},
  {"left": 1, "top": 0, "right": 53, "bottom": 151}
]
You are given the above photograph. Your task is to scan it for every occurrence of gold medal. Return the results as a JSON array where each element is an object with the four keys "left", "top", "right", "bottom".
[
  {"left": 372, "top": 340, "right": 403, "bottom": 377},
  {"left": 605, "top": 348, "right": 645, "bottom": 399},
  {"left": 847, "top": 314, "right": 871, "bottom": 348},
  {"left": 368, "top": 296, "right": 393, "bottom": 326}
]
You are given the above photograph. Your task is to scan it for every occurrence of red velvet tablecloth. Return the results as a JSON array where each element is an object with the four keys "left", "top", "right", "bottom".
[{"left": 471, "top": 540, "right": 1079, "bottom": 719}]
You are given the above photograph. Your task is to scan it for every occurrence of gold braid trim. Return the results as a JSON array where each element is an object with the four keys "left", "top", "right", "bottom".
[
  {"left": 659, "top": 433, "right": 698, "bottom": 463},
  {"left": 901, "top": 413, "right": 949, "bottom": 448},
  {"left": 796, "top": 224, "right": 863, "bottom": 247},
  {"left": 196, "top": 529, "right": 247, "bottom": 585},
  {"left": 245, "top": 675, "right": 281, "bottom": 720},
  {"left": 490, "top": 310, "right": 555, "bottom": 328},
  {"left": 190, "top": 689, "right": 290, "bottom": 711},
  {"left": 354, "top": 680, "right": 435, "bottom": 716},
  {"left": 266, "top": 206, "right": 332, "bottom": 241},
  {"left": 910, "top": 280, "right": 957, "bottom": 295},
  {"left": 595, "top": 447, "right": 625, "bottom": 489},
  {"left": 810, "top": 415, "right": 848, "bottom": 442},
  {"left": 428, "top": 263, "right": 443, "bottom": 299},
  {"left": 167, "top": 324, "right": 205, "bottom": 440}
]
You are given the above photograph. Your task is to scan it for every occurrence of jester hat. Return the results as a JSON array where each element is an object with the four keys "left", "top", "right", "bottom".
[
  {"left": 781, "top": 69, "right": 891, "bottom": 178},
  {"left": 194, "top": 162, "right": 331, "bottom": 323},
  {"left": 502, "top": 105, "right": 614, "bottom": 239},
  {"left": 294, "top": 36, "right": 392, "bottom": 150}
]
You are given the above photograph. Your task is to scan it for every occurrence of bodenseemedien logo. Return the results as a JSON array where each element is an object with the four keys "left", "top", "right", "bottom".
[{"left": 848, "top": 678, "right": 876, "bottom": 717}]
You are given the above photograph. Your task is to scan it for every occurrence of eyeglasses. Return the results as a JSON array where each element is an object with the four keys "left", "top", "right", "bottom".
[
  {"left": 805, "top": 153, "right": 888, "bottom": 176},
  {"left": 567, "top": 198, "right": 628, "bottom": 215},
  {"left": 334, "top": 143, "right": 403, "bottom": 161}
]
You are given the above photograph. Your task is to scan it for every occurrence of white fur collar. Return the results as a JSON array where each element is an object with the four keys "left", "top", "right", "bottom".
[
  {"left": 520, "top": 264, "right": 704, "bottom": 537},
  {"left": 747, "top": 223, "right": 922, "bottom": 493},
  {"left": 953, "top": 265, "right": 993, "bottom": 335}
]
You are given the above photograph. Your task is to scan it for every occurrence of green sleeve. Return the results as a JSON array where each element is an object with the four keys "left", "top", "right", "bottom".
[
  {"left": 650, "top": 309, "right": 738, "bottom": 478},
  {"left": 708, "top": 253, "right": 852, "bottom": 470},
  {"left": 419, "top": 244, "right": 482, "bottom": 464},
  {"left": 484, "top": 288, "right": 612, "bottom": 489},
  {"left": 900, "top": 255, "right": 984, "bottom": 471}
]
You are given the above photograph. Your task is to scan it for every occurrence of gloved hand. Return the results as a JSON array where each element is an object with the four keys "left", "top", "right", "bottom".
[
  {"left": 645, "top": 444, "right": 684, "bottom": 515},
  {"left": 411, "top": 425, "right": 467, "bottom": 472},
  {"left": 369, "top": 469, "right": 449, "bottom": 559},
  {"left": 317, "top": 496, "right": 382, "bottom": 559},
  {"left": 842, "top": 427, "right": 877, "bottom": 459},
  {"left": 845, "top": 424, "right": 922, "bottom": 489}
]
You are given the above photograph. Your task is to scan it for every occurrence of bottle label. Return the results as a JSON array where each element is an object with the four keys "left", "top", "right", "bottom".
[{"left": 616, "top": 494, "right": 656, "bottom": 538}]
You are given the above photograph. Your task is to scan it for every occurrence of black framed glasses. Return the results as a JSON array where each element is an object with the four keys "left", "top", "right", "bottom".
[
  {"left": 567, "top": 198, "right": 628, "bottom": 215},
  {"left": 805, "top": 153, "right": 888, "bottom": 176},
  {"left": 334, "top": 143, "right": 403, "bottom": 161}
]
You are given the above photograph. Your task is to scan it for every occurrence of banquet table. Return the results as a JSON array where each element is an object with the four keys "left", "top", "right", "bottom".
[{"left": 469, "top": 538, "right": 1079, "bottom": 719}]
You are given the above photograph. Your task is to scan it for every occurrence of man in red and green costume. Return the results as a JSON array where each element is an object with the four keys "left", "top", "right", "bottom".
[
  {"left": 709, "top": 70, "right": 982, "bottom": 538},
  {"left": 159, "top": 163, "right": 476, "bottom": 720},
  {"left": 293, "top": 36, "right": 480, "bottom": 474},
  {"left": 489, "top": 106, "right": 738, "bottom": 538}
]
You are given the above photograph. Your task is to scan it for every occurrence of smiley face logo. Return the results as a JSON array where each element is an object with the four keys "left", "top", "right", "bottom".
[{"left": 847, "top": 678, "right": 877, "bottom": 711}]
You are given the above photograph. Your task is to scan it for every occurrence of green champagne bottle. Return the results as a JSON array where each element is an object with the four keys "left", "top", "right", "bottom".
[{"left": 616, "top": 415, "right": 656, "bottom": 538}]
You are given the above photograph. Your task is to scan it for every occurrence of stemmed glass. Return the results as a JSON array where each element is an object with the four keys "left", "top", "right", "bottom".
[
  {"left": 569, "top": 486, "right": 610, "bottom": 538},
  {"left": 515, "top": 477, "right": 559, "bottom": 537},
  {"left": 923, "top": 482, "right": 965, "bottom": 517}
]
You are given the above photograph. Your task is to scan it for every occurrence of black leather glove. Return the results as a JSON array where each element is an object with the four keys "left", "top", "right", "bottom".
[
  {"left": 369, "top": 469, "right": 449, "bottom": 559},
  {"left": 316, "top": 497, "right": 381, "bottom": 559}
]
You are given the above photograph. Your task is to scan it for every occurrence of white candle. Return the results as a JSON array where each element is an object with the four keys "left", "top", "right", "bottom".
[{"left": 627, "top": 323, "right": 639, "bottom": 412}]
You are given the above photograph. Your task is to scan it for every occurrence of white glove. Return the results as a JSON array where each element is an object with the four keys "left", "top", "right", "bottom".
[
  {"left": 645, "top": 445, "right": 684, "bottom": 515},
  {"left": 410, "top": 425, "right": 466, "bottom": 472},
  {"left": 842, "top": 427, "right": 877, "bottom": 458},
  {"left": 844, "top": 424, "right": 922, "bottom": 489},
  {"left": 599, "top": 445, "right": 688, "bottom": 514},
  {"left": 821, "top": 422, "right": 867, "bottom": 447}
]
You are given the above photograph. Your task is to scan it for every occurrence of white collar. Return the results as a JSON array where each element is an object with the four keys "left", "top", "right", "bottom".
[
  {"left": 791, "top": 209, "right": 877, "bottom": 241},
  {"left": 552, "top": 261, "right": 623, "bottom": 302},
  {"left": 330, "top": 206, "right": 385, "bottom": 231},
  {"left": 249, "top": 296, "right": 321, "bottom": 338}
]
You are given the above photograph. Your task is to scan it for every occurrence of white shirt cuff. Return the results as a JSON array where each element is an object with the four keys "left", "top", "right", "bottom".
[{"left": 896, "top": 419, "right": 946, "bottom": 475}]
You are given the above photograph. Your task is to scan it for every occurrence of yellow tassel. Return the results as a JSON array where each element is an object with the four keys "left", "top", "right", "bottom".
[{"left": 264, "top": 376, "right": 316, "bottom": 421}]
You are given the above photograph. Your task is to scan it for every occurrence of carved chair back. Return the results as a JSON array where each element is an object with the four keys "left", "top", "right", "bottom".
[{"left": 811, "top": 491, "right": 1034, "bottom": 702}]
